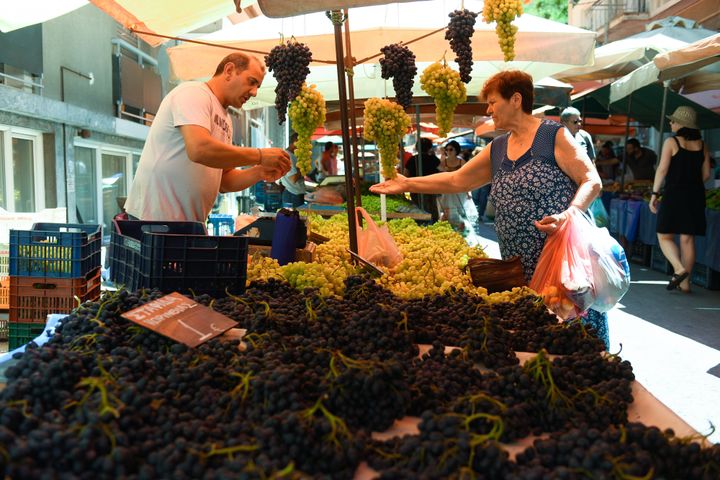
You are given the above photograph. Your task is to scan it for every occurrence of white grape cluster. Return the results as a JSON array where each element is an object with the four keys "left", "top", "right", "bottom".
[
  {"left": 288, "top": 83, "right": 327, "bottom": 175},
  {"left": 363, "top": 98, "right": 411, "bottom": 179},
  {"left": 419, "top": 62, "right": 467, "bottom": 138},
  {"left": 482, "top": 0, "right": 523, "bottom": 62}
]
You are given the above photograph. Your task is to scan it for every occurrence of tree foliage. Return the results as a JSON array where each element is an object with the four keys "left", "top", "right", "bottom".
[{"left": 524, "top": 0, "right": 568, "bottom": 23}]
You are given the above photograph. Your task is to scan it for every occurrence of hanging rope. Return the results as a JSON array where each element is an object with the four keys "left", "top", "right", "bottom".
[{"left": 127, "top": 27, "right": 337, "bottom": 65}]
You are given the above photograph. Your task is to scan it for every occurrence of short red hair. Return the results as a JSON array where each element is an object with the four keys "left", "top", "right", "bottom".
[{"left": 480, "top": 70, "right": 534, "bottom": 114}]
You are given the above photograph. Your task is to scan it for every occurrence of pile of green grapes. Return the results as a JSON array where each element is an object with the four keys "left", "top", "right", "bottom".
[
  {"left": 419, "top": 62, "right": 467, "bottom": 137},
  {"left": 482, "top": 0, "right": 523, "bottom": 62},
  {"left": 288, "top": 83, "right": 327, "bottom": 175},
  {"left": 363, "top": 97, "right": 411, "bottom": 179}
]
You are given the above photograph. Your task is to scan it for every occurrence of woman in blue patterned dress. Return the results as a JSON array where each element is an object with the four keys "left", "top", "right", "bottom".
[{"left": 370, "top": 70, "right": 608, "bottom": 347}]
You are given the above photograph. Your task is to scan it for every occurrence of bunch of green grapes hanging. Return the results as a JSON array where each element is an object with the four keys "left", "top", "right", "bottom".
[
  {"left": 265, "top": 40, "right": 313, "bottom": 124},
  {"left": 419, "top": 62, "right": 466, "bottom": 137},
  {"left": 445, "top": 9, "right": 478, "bottom": 83},
  {"left": 379, "top": 44, "right": 417, "bottom": 109},
  {"left": 482, "top": 0, "right": 523, "bottom": 62},
  {"left": 363, "top": 98, "right": 410, "bottom": 180},
  {"left": 288, "top": 84, "right": 326, "bottom": 175}
]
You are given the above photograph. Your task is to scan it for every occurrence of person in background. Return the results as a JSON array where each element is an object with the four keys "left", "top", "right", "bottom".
[
  {"left": 440, "top": 140, "right": 466, "bottom": 172},
  {"left": 560, "top": 107, "right": 595, "bottom": 162},
  {"left": 279, "top": 132, "right": 305, "bottom": 208},
  {"left": 649, "top": 106, "right": 711, "bottom": 293},
  {"left": 595, "top": 140, "right": 620, "bottom": 183},
  {"left": 371, "top": 70, "right": 607, "bottom": 348},
  {"left": 125, "top": 52, "right": 291, "bottom": 222},
  {"left": 625, "top": 138, "right": 657, "bottom": 181},
  {"left": 320, "top": 141, "right": 339, "bottom": 178},
  {"left": 470, "top": 144, "right": 491, "bottom": 221},
  {"left": 407, "top": 137, "right": 441, "bottom": 221}
]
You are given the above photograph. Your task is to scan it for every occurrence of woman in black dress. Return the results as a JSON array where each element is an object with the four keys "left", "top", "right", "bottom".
[{"left": 649, "top": 106, "right": 711, "bottom": 292}]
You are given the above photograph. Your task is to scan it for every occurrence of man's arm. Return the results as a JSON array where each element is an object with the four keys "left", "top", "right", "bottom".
[
  {"left": 180, "top": 125, "right": 290, "bottom": 174},
  {"left": 220, "top": 166, "right": 277, "bottom": 193}
]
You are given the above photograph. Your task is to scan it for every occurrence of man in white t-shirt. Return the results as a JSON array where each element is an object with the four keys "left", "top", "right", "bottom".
[{"left": 125, "top": 52, "right": 291, "bottom": 222}]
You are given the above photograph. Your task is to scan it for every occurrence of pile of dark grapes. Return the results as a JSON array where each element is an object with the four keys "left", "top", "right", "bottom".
[
  {"left": 379, "top": 43, "right": 417, "bottom": 109},
  {"left": 264, "top": 41, "right": 312, "bottom": 124},
  {"left": 1, "top": 275, "right": 718, "bottom": 479},
  {"left": 445, "top": 8, "right": 478, "bottom": 83}
]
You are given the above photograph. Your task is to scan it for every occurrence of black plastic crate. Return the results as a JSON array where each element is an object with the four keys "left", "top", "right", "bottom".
[
  {"left": 9, "top": 223, "right": 101, "bottom": 278},
  {"left": 650, "top": 246, "right": 673, "bottom": 275},
  {"left": 691, "top": 263, "right": 720, "bottom": 290},
  {"left": 110, "top": 220, "right": 248, "bottom": 295}
]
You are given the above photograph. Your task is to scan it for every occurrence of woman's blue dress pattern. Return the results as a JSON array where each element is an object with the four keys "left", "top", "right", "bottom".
[{"left": 489, "top": 120, "right": 609, "bottom": 348}]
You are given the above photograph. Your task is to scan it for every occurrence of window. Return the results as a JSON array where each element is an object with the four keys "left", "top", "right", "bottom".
[
  {"left": 73, "top": 141, "right": 140, "bottom": 243},
  {"left": 0, "top": 126, "right": 44, "bottom": 212}
]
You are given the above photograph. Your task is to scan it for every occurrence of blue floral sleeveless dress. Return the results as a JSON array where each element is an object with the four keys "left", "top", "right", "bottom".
[{"left": 489, "top": 120, "right": 609, "bottom": 348}]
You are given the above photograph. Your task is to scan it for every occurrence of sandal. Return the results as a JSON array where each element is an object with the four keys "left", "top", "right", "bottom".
[{"left": 667, "top": 271, "right": 689, "bottom": 291}]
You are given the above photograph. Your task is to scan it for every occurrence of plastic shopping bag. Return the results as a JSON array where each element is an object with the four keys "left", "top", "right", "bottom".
[
  {"left": 586, "top": 219, "right": 631, "bottom": 312},
  {"left": 530, "top": 207, "right": 596, "bottom": 320},
  {"left": 355, "top": 207, "right": 403, "bottom": 269},
  {"left": 588, "top": 197, "right": 609, "bottom": 228}
]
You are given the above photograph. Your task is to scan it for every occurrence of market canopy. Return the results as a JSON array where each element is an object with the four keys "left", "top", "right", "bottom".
[
  {"left": 0, "top": 0, "right": 87, "bottom": 32},
  {"left": 556, "top": 17, "right": 717, "bottom": 83},
  {"left": 167, "top": 2, "right": 595, "bottom": 109},
  {"left": 653, "top": 33, "right": 720, "bottom": 81}
]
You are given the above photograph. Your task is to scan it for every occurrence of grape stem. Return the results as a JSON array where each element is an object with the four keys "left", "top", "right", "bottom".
[{"left": 302, "top": 398, "right": 351, "bottom": 448}]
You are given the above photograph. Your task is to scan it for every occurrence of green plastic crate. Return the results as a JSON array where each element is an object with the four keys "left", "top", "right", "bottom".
[{"left": 8, "top": 322, "right": 46, "bottom": 350}]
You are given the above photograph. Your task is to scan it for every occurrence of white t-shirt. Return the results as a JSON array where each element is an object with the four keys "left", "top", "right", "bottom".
[
  {"left": 279, "top": 151, "right": 305, "bottom": 195},
  {"left": 125, "top": 82, "right": 232, "bottom": 222}
]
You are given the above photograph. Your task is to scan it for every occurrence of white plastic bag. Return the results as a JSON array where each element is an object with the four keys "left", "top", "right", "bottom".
[{"left": 586, "top": 216, "right": 631, "bottom": 312}]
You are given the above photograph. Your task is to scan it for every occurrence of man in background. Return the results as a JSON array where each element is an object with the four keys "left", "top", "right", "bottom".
[
  {"left": 560, "top": 107, "right": 595, "bottom": 161},
  {"left": 319, "top": 141, "right": 339, "bottom": 178},
  {"left": 625, "top": 138, "right": 657, "bottom": 181},
  {"left": 407, "top": 137, "right": 440, "bottom": 221},
  {"left": 279, "top": 133, "right": 305, "bottom": 208}
]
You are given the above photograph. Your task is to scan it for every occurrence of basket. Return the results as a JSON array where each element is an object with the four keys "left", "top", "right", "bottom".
[
  {"left": 9, "top": 223, "right": 101, "bottom": 278},
  {"left": 9, "top": 268, "right": 101, "bottom": 324},
  {"left": 465, "top": 256, "right": 527, "bottom": 293},
  {"left": 8, "top": 322, "right": 47, "bottom": 350},
  {"left": 110, "top": 220, "right": 248, "bottom": 295}
]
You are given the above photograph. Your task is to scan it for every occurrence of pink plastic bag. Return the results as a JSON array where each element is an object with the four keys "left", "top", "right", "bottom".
[
  {"left": 530, "top": 207, "right": 596, "bottom": 320},
  {"left": 355, "top": 207, "right": 403, "bottom": 269}
]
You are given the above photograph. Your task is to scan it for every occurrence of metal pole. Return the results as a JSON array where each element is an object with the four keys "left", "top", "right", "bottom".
[
  {"left": 620, "top": 93, "right": 632, "bottom": 192},
  {"left": 415, "top": 105, "right": 424, "bottom": 210},
  {"left": 329, "top": 10, "right": 358, "bottom": 254},
  {"left": 657, "top": 82, "right": 670, "bottom": 167},
  {"left": 342, "top": 9, "right": 362, "bottom": 210}
]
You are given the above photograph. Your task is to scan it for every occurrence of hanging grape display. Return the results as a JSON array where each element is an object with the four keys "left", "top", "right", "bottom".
[
  {"left": 288, "top": 83, "right": 326, "bottom": 175},
  {"left": 445, "top": 9, "right": 478, "bottom": 83},
  {"left": 363, "top": 98, "right": 411, "bottom": 180},
  {"left": 419, "top": 61, "right": 467, "bottom": 138},
  {"left": 265, "top": 40, "right": 313, "bottom": 124},
  {"left": 379, "top": 43, "right": 418, "bottom": 109},
  {"left": 482, "top": 0, "right": 523, "bottom": 62}
]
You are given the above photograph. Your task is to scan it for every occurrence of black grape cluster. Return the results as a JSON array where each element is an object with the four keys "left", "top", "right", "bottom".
[
  {"left": 511, "top": 319, "right": 606, "bottom": 355},
  {"left": 264, "top": 41, "right": 312, "bottom": 124},
  {"left": 379, "top": 43, "right": 417, "bottom": 109},
  {"left": 445, "top": 9, "right": 478, "bottom": 83}
]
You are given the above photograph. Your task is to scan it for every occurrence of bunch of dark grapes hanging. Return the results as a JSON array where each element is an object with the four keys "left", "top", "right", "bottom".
[
  {"left": 379, "top": 43, "right": 417, "bottom": 109},
  {"left": 265, "top": 40, "right": 312, "bottom": 124},
  {"left": 446, "top": 9, "right": 478, "bottom": 83}
]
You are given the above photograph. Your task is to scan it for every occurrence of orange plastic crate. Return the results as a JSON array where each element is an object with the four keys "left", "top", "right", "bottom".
[
  {"left": 0, "top": 276, "right": 8, "bottom": 310},
  {"left": 9, "top": 268, "right": 101, "bottom": 324}
]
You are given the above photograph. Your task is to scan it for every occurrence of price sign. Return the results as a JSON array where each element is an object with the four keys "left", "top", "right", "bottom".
[{"left": 122, "top": 292, "right": 237, "bottom": 348}]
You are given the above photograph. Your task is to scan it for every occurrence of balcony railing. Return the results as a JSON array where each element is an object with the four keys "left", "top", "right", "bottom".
[{"left": 587, "top": 0, "right": 649, "bottom": 34}]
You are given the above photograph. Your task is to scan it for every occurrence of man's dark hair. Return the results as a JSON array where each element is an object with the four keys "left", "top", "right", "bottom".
[
  {"left": 288, "top": 132, "right": 298, "bottom": 147},
  {"left": 627, "top": 138, "right": 641, "bottom": 149},
  {"left": 602, "top": 140, "right": 614, "bottom": 149},
  {"left": 480, "top": 70, "right": 534, "bottom": 114},
  {"left": 418, "top": 137, "right": 434, "bottom": 154},
  {"left": 324, "top": 141, "right": 335, "bottom": 151},
  {"left": 214, "top": 52, "right": 263, "bottom": 76}
]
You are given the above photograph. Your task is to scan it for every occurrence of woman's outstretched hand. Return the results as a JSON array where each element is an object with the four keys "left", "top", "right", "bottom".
[{"left": 369, "top": 174, "right": 409, "bottom": 195}]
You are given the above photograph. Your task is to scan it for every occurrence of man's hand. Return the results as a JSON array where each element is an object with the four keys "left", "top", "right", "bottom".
[
  {"left": 259, "top": 148, "right": 291, "bottom": 175},
  {"left": 369, "top": 174, "right": 409, "bottom": 195},
  {"left": 259, "top": 165, "right": 284, "bottom": 182}
]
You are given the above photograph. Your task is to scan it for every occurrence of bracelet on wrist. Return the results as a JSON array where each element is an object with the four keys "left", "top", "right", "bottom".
[
  {"left": 651, "top": 191, "right": 659, "bottom": 196},
  {"left": 256, "top": 148, "right": 263, "bottom": 165}
]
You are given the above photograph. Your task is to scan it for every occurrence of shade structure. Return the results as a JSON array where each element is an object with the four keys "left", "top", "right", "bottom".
[
  {"left": 166, "top": 2, "right": 595, "bottom": 109},
  {"left": 256, "top": 0, "right": 428, "bottom": 18},
  {"left": 653, "top": 33, "right": 720, "bottom": 81},
  {"left": 556, "top": 22, "right": 717, "bottom": 83},
  {"left": 0, "top": 0, "right": 87, "bottom": 32}
]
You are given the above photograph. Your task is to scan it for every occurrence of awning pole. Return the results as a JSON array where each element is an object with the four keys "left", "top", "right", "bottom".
[
  {"left": 657, "top": 81, "right": 670, "bottom": 167},
  {"left": 329, "top": 10, "right": 358, "bottom": 254},
  {"left": 342, "top": 8, "right": 363, "bottom": 211},
  {"left": 620, "top": 93, "right": 632, "bottom": 192},
  {"left": 415, "top": 105, "right": 424, "bottom": 211}
]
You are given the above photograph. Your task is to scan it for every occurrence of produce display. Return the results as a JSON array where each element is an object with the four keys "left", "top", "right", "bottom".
[
  {"left": 420, "top": 61, "right": 467, "bottom": 137},
  {"left": 706, "top": 189, "right": 720, "bottom": 211},
  {"left": 379, "top": 44, "right": 417, "bottom": 110},
  {"left": 248, "top": 214, "right": 488, "bottom": 298},
  {"left": 482, "top": 0, "right": 523, "bottom": 62},
  {"left": 265, "top": 41, "right": 312, "bottom": 124},
  {"left": 445, "top": 9, "right": 478, "bottom": 83},
  {"left": 2, "top": 277, "right": 718, "bottom": 478},
  {"left": 343, "top": 194, "right": 415, "bottom": 215},
  {"left": 288, "top": 83, "right": 327, "bottom": 175},
  {"left": 362, "top": 98, "right": 411, "bottom": 180}
]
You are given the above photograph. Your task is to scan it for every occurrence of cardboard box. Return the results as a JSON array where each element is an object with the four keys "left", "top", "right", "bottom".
[{"left": 248, "top": 241, "right": 317, "bottom": 263}]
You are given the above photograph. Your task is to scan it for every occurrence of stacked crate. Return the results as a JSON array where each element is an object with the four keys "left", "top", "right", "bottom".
[
  {"left": 8, "top": 223, "right": 101, "bottom": 349},
  {"left": 0, "top": 243, "right": 8, "bottom": 340}
]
